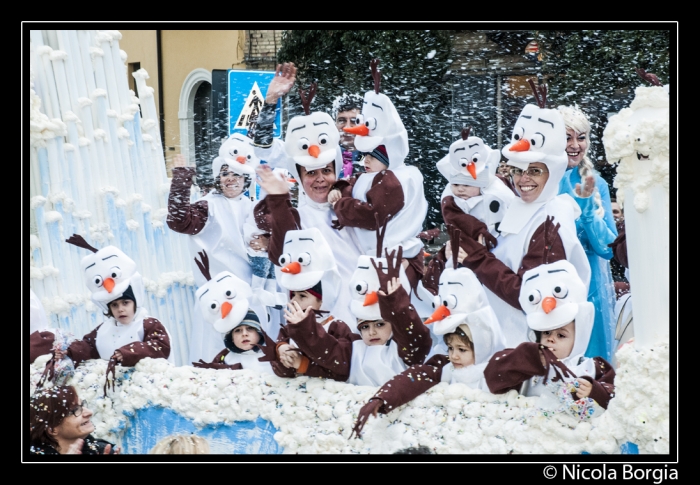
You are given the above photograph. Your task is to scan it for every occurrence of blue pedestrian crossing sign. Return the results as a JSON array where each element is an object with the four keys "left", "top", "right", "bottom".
[{"left": 228, "top": 70, "right": 282, "bottom": 138}]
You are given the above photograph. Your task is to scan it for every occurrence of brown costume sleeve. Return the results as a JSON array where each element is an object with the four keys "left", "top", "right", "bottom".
[
  {"left": 117, "top": 318, "right": 171, "bottom": 367},
  {"left": 484, "top": 342, "right": 548, "bottom": 394},
  {"left": 253, "top": 194, "right": 302, "bottom": 265},
  {"left": 192, "top": 349, "right": 244, "bottom": 370},
  {"left": 461, "top": 216, "right": 566, "bottom": 310},
  {"left": 576, "top": 357, "right": 616, "bottom": 409},
  {"left": 370, "top": 354, "right": 449, "bottom": 414},
  {"left": 422, "top": 247, "right": 447, "bottom": 296},
  {"left": 441, "top": 196, "right": 497, "bottom": 249},
  {"left": 166, "top": 167, "right": 209, "bottom": 235},
  {"left": 378, "top": 285, "right": 432, "bottom": 367},
  {"left": 609, "top": 222, "right": 628, "bottom": 269},
  {"left": 66, "top": 326, "right": 102, "bottom": 366},
  {"left": 331, "top": 178, "right": 354, "bottom": 198},
  {"left": 30, "top": 330, "right": 55, "bottom": 364},
  {"left": 332, "top": 170, "right": 405, "bottom": 231},
  {"left": 286, "top": 312, "right": 360, "bottom": 381}
]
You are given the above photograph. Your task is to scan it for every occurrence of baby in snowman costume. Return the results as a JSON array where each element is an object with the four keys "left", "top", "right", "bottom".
[{"left": 484, "top": 259, "right": 616, "bottom": 415}]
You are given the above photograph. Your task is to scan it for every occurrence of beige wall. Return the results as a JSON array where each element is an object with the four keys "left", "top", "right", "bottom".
[{"left": 119, "top": 30, "right": 247, "bottom": 169}]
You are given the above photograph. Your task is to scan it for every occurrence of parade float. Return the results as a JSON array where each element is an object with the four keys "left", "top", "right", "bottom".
[{"left": 27, "top": 30, "right": 671, "bottom": 455}]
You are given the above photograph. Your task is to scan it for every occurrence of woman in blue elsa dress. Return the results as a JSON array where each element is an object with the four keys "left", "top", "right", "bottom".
[{"left": 557, "top": 105, "right": 618, "bottom": 361}]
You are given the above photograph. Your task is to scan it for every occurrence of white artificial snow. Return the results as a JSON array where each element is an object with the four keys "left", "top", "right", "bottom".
[
  {"left": 126, "top": 219, "right": 139, "bottom": 231},
  {"left": 29, "top": 339, "right": 669, "bottom": 455},
  {"left": 43, "top": 211, "right": 63, "bottom": 224}
]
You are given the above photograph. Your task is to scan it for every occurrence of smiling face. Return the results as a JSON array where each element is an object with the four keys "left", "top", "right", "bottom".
[
  {"left": 511, "top": 162, "right": 550, "bottom": 203},
  {"left": 358, "top": 320, "right": 392, "bottom": 346},
  {"left": 298, "top": 163, "right": 336, "bottom": 204},
  {"left": 540, "top": 321, "right": 575, "bottom": 360},
  {"left": 108, "top": 298, "right": 135, "bottom": 324},
  {"left": 231, "top": 324, "right": 261, "bottom": 351},
  {"left": 445, "top": 333, "right": 475, "bottom": 369},
  {"left": 565, "top": 128, "right": 588, "bottom": 168},
  {"left": 218, "top": 165, "right": 246, "bottom": 199}
]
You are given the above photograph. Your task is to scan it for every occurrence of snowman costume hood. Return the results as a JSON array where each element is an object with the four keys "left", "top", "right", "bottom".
[
  {"left": 216, "top": 133, "right": 260, "bottom": 177},
  {"left": 437, "top": 127, "right": 515, "bottom": 237},
  {"left": 275, "top": 227, "right": 343, "bottom": 318}
]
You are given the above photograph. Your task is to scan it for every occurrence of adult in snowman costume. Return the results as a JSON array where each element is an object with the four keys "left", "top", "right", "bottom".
[
  {"left": 329, "top": 59, "right": 428, "bottom": 296},
  {"left": 455, "top": 80, "right": 590, "bottom": 348},
  {"left": 252, "top": 63, "right": 363, "bottom": 328},
  {"left": 189, "top": 251, "right": 276, "bottom": 375},
  {"left": 62, "top": 234, "right": 171, "bottom": 368},
  {"left": 484, "top": 260, "right": 616, "bottom": 414},
  {"left": 351, "top": 240, "right": 506, "bottom": 438},
  {"left": 270, "top": 228, "right": 357, "bottom": 380},
  {"left": 167, "top": 133, "right": 281, "bottom": 363}
]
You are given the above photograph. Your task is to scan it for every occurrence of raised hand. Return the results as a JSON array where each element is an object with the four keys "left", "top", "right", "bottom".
[
  {"left": 265, "top": 63, "right": 297, "bottom": 104},
  {"left": 103, "top": 357, "right": 119, "bottom": 397},
  {"left": 575, "top": 175, "right": 596, "bottom": 198},
  {"left": 256, "top": 165, "right": 289, "bottom": 195},
  {"left": 350, "top": 399, "right": 383, "bottom": 440},
  {"left": 284, "top": 301, "right": 312, "bottom": 325}
]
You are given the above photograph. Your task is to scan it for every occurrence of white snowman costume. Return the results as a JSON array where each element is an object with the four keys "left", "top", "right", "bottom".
[
  {"left": 484, "top": 260, "right": 616, "bottom": 413},
  {"left": 64, "top": 235, "right": 172, "bottom": 366},
  {"left": 436, "top": 129, "right": 515, "bottom": 239},
  {"left": 458, "top": 88, "right": 590, "bottom": 348},
  {"left": 191, "top": 250, "right": 274, "bottom": 375}
]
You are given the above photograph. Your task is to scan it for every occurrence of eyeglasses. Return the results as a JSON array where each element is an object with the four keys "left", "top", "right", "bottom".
[
  {"left": 220, "top": 171, "right": 245, "bottom": 178},
  {"left": 509, "top": 167, "right": 549, "bottom": 178},
  {"left": 336, "top": 117, "right": 359, "bottom": 127},
  {"left": 69, "top": 400, "right": 87, "bottom": 418}
]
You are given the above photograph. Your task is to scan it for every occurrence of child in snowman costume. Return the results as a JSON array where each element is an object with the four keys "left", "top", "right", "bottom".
[
  {"left": 168, "top": 133, "right": 284, "bottom": 363},
  {"left": 484, "top": 259, "right": 616, "bottom": 415},
  {"left": 62, "top": 235, "right": 171, "bottom": 371},
  {"left": 265, "top": 228, "right": 356, "bottom": 380},
  {"left": 350, "top": 247, "right": 506, "bottom": 438},
  {"left": 452, "top": 80, "right": 590, "bottom": 348},
  {"left": 327, "top": 59, "right": 428, "bottom": 296},
  {"left": 189, "top": 251, "right": 275, "bottom": 375},
  {"left": 284, "top": 246, "right": 431, "bottom": 388},
  {"left": 252, "top": 64, "right": 363, "bottom": 327},
  {"left": 423, "top": 128, "right": 516, "bottom": 296}
]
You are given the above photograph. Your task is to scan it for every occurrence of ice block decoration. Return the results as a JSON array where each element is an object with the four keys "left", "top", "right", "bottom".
[
  {"left": 28, "top": 30, "right": 195, "bottom": 365},
  {"left": 602, "top": 72, "right": 670, "bottom": 349}
]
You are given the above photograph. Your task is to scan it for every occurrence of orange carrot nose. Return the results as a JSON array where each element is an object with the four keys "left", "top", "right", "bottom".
[
  {"left": 236, "top": 156, "right": 247, "bottom": 164},
  {"left": 104, "top": 278, "right": 115, "bottom": 293},
  {"left": 221, "top": 301, "right": 233, "bottom": 319},
  {"left": 344, "top": 125, "right": 369, "bottom": 136},
  {"left": 363, "top": 291, "right": 378, "bottom": 307},
  {"left": 423, "top": 251, "right": 431, "bottom": 258},
  {"left": 281, "top": 262, "right": 301, "bottom": 274},
  {"left": 509, "top": 139, "right": 531, "bottom": 152},
  {"left": 308, "top": 145, "right": 321, "bottom": 158},
  {"left": 467, "top": 162, "right": 478, "bottom": 179},
  {"left": 542, "top": 296, "right": 557, "bottom": 314},
  {"left": 425, "top": 305, "right": 450, "bottom": 324}
]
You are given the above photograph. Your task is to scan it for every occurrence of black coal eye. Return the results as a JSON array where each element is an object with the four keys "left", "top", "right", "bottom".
[
  {"left": 514, "top": 134, "right": 520, "bottom": 140},
  {"left": 226, "top": 290, "right": 232, "bottom": 297},
  {"left": 528, "top": 290, "right": 541, "bottom": 304},
  {"left": 489, "top": 201, "right": 500, "bottom": 213},
  {"left": 552, "top": 285, "right": 568, "bottom": 299}
]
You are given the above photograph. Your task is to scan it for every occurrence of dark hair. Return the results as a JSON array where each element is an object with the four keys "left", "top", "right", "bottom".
[
  {"left": 29, "top": 386, "right": 80, "bottom": 449},
  {"left": 443, "top": 328, "right": 474, "bottom": 350},
  {"left": 393, "top": 445, "right": 435, "bottom": 454},
  {"left": 214, "top": 163, "right": 251, "bottom": 194},
  {"left": 333, "top": 94, "right": 363, "bottom": 119},
  {"left": 104, "top": 297, "right": 137, "bottom": 319}
]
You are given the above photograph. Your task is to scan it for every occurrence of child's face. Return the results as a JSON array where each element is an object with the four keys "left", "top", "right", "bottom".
[
  {"left": 451, "top": 184, "right": 481, "bottom": 200},
  {"left": 290, "top": 291, "right": 323, "bottom": 312},
  {"left": 109, "top": 299, "right": 136, "bottom": 325},
  {"left": 359, "top": 320, "right": 392, "bottom": 346},
  {"left": 363, "top": 154, "right": 386, "bottom": 173},
  {"left": 446, "top": 334, "right": 475, "bottom": 369},
  {"left": 232, "top": 325, "right": 260, "bottom": 351},
  {"left": 540, "top": 321, "right": 575, "bottom": 360}
]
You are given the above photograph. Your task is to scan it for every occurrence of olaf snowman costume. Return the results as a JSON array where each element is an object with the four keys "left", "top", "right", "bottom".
[
  {"left": 168, "top": 133, "right": 282, "bottom": 363},
  {"left": 351, "top": 262, "right": 506, "bottom": 437},
  {"left": 64, "top": 235, "right": 171, "bottom": 367},
  {"left": 252, "top": 83, "right": 363, "bottom": 328},
  {"left": 436, "top": 127, "right": 515, "bottom": 240},
  {"left": 190, "top": 251, "right": 275, "bottom": 375},
  {"left": 457, "top": 81, "right": 590, "bottom": 348},
  {"left": 484, "top": 260, "right": 616, "bottom": 411},
  {"left": 272, "top": 228, "right": 357, "bottom": 380},
  {"left": 332, "top": 59, "right": 428, "bottom": 293}
]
